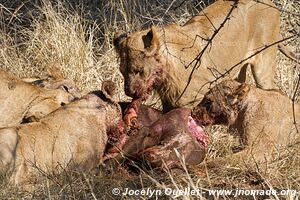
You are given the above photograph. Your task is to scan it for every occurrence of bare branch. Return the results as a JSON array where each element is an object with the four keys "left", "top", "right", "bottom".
[
  {"left": 209, "top": 34, "right": 298, "bottom": 85},
  {"left": 176, "top": 0, "right": 239, "bottom": 103},
  {"left": 292, "top": 73, "right": 300, "bottom": 133},
  {"left": 181, "top": 34, "right": 210, "bottom": 51}
]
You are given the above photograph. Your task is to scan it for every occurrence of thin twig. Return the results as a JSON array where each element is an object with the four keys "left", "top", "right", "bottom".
[
  {"left": 292, "top": 73, "right": 300, "bottom": 133},
  {"left": 209, "top": 34, "right": 298, "bottom": 85},
  {"left": 132, "top": 10, "right": 163, "bottom": 22},
  {"left": 8, "top": 2, "right": 24, "bottom": 24},
  {"left": 187, "top": 33, "right": 299, "bottom": 107},
  {"left": 173, "top": 0, "right": 187, "bottom": 10},
  {"left": 162, "top": 0, "right": 177, "bottom": 17},
  {"left": 176, "top": 0, "right": 239, "bottom": 103}
]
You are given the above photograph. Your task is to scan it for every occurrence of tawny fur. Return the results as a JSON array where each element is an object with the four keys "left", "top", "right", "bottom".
[
  {"left": 0, "top": 82, "right": 122, "bottom": 185},
  {"left": 0, "top": 69, "right": 78, "bottom": 127},
  {"left": 114, "top": 0, "right": 281, "bottom": 112},
  {"left": 23, "top": 63, "right": 81, "bottom": 98},
  {"left": 192, "top": 80, "right": 299, "bottom": 166}
]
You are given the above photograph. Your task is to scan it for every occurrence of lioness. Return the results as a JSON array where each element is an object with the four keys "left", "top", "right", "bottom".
[
  {"left": 192, "top": 80, "right": 299, "bottom": 165},
  {"left": 0, "top": 69, "right": 78, "bottom": 127},
  {"left": 0, "top": 81, "right": 123, "bottom": 185},
  {"left": 22, "top": 63, "right": 81, "bottom": 98},
  {"left": 114, "top": 0, "right": 282, "bottom": 112}
]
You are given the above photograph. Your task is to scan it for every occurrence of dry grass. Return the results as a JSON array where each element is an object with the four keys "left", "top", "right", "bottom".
[
  {"left": 0, "top": 0, "right": 299, "bottom": 199},
  {"left": 275, "top": 0, "right": 300, "bottom": 98}
]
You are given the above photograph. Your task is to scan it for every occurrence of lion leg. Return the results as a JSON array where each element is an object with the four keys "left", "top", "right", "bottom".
[
  {"left": 250, "top": 46, "right": 277, "bottom": 90},
  {"left": 0, "top": 128, "right": 18, "bottom": 174}
]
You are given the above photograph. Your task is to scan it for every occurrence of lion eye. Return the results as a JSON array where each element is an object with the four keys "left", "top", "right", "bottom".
[
  {"left": 133, "top": 68, "right": 144, "bottom": 76},
  {"left": 140, "top": 52, "right": 146, "bottom": 59},
  {"left": 203, "top": 100, "right": 212, "bottom": 110},
  {"left": 139, "top": 68, "right": 144, "bottom": 76}
]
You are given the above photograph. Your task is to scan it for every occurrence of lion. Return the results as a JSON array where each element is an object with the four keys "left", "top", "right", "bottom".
[
  {"left": 192, "top": 80, "right": 299, "bottom": 166},
  {"left": 0, "top": 81, "right": 123, "bottom": 185},
  {"left": 114, "top": 0, "right": 292, "bottom": 112},
  {"left": 0, "top": 68, "right": 79, "bottom": 127},
  {"left": 22, "top": 63, "right": 81, "bottom": 98}
]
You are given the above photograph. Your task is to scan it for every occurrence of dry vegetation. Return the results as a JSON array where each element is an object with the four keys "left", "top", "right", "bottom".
[{"left": 0, "top": 0, "right": 299, "bottom": 199}]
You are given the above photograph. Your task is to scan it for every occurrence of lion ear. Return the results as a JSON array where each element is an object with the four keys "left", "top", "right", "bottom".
[
  {"left": 230, "top": 84, "right": 250, "bottom": 105},
  {"left": 113, "top": 31, "right": 128, "bottom": 52},
  {"left": 142, "top": 27, "right": 160, "bottom": 55},
  {"left": 101, "top": 80, "right": 116, "bottom": 99}
]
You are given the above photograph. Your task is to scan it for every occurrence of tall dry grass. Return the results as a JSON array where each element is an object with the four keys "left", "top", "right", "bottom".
[
  {"left": 0, "top": 0, "right": 299, "bottom": 199},
  {"left": 0, "top": 0, "right": 117, "bottom": 94}
]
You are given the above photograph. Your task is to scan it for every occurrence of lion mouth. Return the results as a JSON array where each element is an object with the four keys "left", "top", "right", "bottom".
[
  {"left": 140, "top": 69, "right": 164, "bottom": 101},
  {"left": 144, "top": 85, "right": 155, "bottom": 100},
  {"left": 136, "top": 78, "right": 157, "bottom": 101},
  {"left": 187, "top": 115, "right": 209, "bottom": 148},
  {"left": 191, "top": 108, "right": 215, "bottom": 127}
]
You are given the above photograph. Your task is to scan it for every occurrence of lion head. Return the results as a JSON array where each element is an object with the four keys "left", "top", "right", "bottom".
[
  {"left": 192, "top": 80, "right": 250, "bottom": 127},
  {"left": 114, "top": 27, "right": 167, "bottom": 100}
]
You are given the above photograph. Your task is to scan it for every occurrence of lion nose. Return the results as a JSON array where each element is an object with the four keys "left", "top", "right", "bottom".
[
  {"left": 124, "top": 84, "right": 131, "bottom": 95},
  {"left": 125, "top": 85, "right": 140, "bottom": 98},
  {"left": 124, "top": 84, "right": 129, "bottom": 91},
  {"left": 124, "top": 84, "right": 135, "bottom": 97}
]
